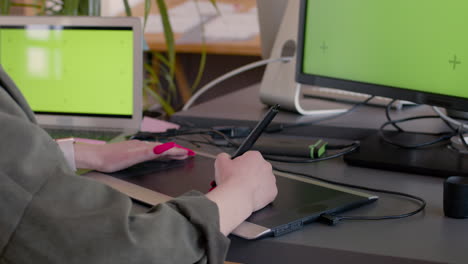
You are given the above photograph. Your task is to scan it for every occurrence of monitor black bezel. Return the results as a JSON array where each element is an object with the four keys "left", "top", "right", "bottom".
[{"left": 295, "top": 0, "right": 468, "bottom": 112}]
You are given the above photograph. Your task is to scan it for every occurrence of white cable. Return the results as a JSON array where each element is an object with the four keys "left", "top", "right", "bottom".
[
  {"left": 182, "top": 57, "right": 293, "bottom": 111},
  {"left": 432, "top": 106, "right": 468, "bottom": 130}
]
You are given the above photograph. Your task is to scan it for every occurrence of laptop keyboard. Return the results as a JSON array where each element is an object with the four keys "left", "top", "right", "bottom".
[{"left": 45, "top": 128, "right": 121, "bottom": 141}]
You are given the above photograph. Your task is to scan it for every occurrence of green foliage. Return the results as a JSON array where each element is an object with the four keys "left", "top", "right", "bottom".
[
  {"left": 0, "top": 0, "right": 12, "bottom": 14},
  {"left": 122, "top": 0, "right": 132, "bottom": 16},
  {"left": 63, "top": 0, "right": 80, "bottom": 15}
]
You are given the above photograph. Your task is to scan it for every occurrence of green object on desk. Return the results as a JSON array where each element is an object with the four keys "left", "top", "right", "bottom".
[{"left": 309, "top": 139, "right": 327, "bottom": 159}]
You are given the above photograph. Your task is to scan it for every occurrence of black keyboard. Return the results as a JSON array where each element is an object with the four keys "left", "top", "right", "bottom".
[{"left": 45, "top": 128, "right": 121, "bottom": 141}]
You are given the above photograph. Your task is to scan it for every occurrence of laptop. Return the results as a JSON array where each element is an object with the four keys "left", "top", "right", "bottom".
[
  {"left": 0, "top": 16, "right": 143, "bottom": 141},
  {"left": 86, "top": 152, "right": 378, "bottom": 239}
]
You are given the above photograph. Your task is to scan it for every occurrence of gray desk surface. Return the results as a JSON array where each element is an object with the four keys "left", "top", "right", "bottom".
[
  {"left": 170, "top": 84, "right": 468, "bottom": 264},
  {"left": 172, "top": 84, "right": 451, "bottom": 133}
]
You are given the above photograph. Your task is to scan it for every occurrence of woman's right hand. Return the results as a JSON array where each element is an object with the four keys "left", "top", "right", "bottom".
[
  {"left": 214, "top": 151, "right": 277, "bottom": 212},
  {"left": 206, "top": 151, "right": 278, "bottom": 235}
]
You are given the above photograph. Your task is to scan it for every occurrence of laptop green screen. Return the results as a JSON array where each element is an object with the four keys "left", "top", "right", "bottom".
[
  {"left": 0, "top": 26, "right": 133, "bottom": 116},
  {"left": 302, "top": 0, "right": 468, "bottom": 100}
]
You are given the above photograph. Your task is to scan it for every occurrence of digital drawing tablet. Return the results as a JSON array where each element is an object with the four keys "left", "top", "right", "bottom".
[{"left": 94, "top": 152, "right": 378, "bottom": 239}]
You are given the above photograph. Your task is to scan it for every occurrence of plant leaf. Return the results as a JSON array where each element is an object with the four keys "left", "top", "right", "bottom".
[
  {"left": 35, "top": 0, "right": 48, "bottom": 15},
  {"left": 62, "top": 0, "right": 80, "bottom": 15},
  {"left": 0, "top": 0, "right": 12, "bottom": 15},
  {"left": 152, "top": 52, "right": 170, "bottom": 66},
  {"left": 152, "top": 52, "right": 177, "bottom": 95},
  {"left": 191, "top": 0, "right": 208, "bottom": 92},
  {"left": 143, "top": 0, "right": 151, "bottom": 30},
  {"left": 143, "top": 62, "right": 160, "bottom": 87},
  {"left": 155, "top": 0, "right": 175, "bottom": 78},
  {"left": 144, "top": 86, "right": 175, "bottom": 115},
  {"left": 78, "top": 0, "right": 101, "bottom": 16},
  {"left": 156, "top": 60, "right": 177, "bottom": 94},
  {"left": 148, "top": 53, "right": 177, "bottom": 106},
  {"left": 122, "top": 0, "right": 132, "bottom": 16},
  {"left": 10, "top": 3, "right": 42, "bottom": 9},
  {"left": 208, "top": 0, "right": 220, "bottom": 15},
  {"left": 153, "top": 1, "right": 177, "bottom": 106},
  {"left": 190, "top": 42, "right": 207, "bottom": 92}
]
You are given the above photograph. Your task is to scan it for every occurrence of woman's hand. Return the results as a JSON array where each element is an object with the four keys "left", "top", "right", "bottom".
[
  {"left": 206, "top": 151, "right": 278, "bottom": 235},
  {"left": 74, "top": 140, "right": 193, "bottom": 173}
]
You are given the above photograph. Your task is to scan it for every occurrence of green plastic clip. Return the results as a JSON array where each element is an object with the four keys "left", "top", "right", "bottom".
[{"left": 308, "top": 139, "right": 328, "bottom": 159}]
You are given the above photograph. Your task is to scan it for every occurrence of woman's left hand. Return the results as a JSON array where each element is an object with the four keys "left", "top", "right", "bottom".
[{"left": 74, "top": 140, "right": 193, "bottom": 173}]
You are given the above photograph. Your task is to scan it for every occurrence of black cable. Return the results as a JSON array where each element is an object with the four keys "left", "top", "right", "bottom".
[
  {"left": 385, "top": 99, "right": 404, "bottom": 132},
  {"left": 457, "top": 124, "right": 468, "bottom": 149},
  {"left": 139, "top": 124, "right": 425, "bottom": 222},
  {"left": 177, "top": 132, "right": 425, "bottom": 221},
  {"left": 326, "top": 142, "right": 358, "bottom": 150},
  {"left": 441, "top": 117, "right": 459, "bottom": 132},
  {"left": 173, "top": 136, "right": 203, "bottom": 148},
  {"left": 379, "top": 115, "right": 456, "bottom": 149},
  {"left": 263, "top": 142, "right": 360, "bottom": 163},
  {"left": 166, "top": 132, "right": 360, "bottom": 164},
  {"left": 173, "top": 132, "right": 426, "bottom": 223},
  {"left": 131, "top": 128, "right": 239, "bottom": 147},
  {"left": 205, "top": 129, "right": 239, "bottom": 147},
  {"left": 272, "top": 165, "right": 426, "bottom": 223}
]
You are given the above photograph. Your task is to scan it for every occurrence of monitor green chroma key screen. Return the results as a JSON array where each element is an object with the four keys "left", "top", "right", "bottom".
[
  {"left": 302, "top": 0, "right": 468, "bottom": 99},
  {"left": 0, "top": 27, "right": 133, "bottom": 116}
]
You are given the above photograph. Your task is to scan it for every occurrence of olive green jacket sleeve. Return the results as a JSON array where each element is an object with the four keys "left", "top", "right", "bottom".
[{"left": 0, "top": 66, "right": 230, "bottom": 264}]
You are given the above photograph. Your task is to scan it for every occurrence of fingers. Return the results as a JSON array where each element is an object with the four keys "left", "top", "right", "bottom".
[
  {"left": 215, "top": 152, "right": 231, "bottom": 169},
  {"left": 240, "top": 150, "right": 263, "bottom": 160},
  {"left": 153, "top": 142, "right": 195, "bottom": 158},
  {"left": 159, "top": 146, "right": 189, "bottom": 157},
  {"left": 114, "top": 140, "right": 193, "bottom": 163},
  {"left": 87, "top": 140, "right": 195, "bottom": 173},
  {"left": 216, "top": 152, "right": 231, "bottom": 161}
]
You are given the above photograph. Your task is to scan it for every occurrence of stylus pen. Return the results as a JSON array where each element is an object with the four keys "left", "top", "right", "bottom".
[
  {"left": 210, "top": 104, "right": 280, "bottom": 190},
  {"left": 231, "top": 104, "right": 280, "bottom": 159}
]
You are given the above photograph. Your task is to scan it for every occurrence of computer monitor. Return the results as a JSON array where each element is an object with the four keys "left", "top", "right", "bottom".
[
  {"left": 296, "top": 0, "right": 468, "bottom": 113},
  {"left": 258, "top": 0, "right": 353, "bottom": 115},
  {"left": 0, "top": 16, "right": 142, "bottom": 133},
  {"left": 295, "top": 0, "right": 468, "bottom": 176}
]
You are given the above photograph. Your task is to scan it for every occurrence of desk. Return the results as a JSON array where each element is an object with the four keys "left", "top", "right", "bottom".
[{"left": 170, "top": 84, "right": 468, "bottom": 264}]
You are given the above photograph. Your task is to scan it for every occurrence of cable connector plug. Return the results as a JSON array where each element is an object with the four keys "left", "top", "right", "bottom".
[
  {"left": 319, "top": 214, "right": 343, "bottom": 226},
  {"left": 309, "top": 139, "right": 328, "bottom": 159}
]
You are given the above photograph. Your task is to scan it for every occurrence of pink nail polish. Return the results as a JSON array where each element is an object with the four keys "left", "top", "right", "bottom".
[
  {"left": 153, "top": 142, "right": 195, "bottom": 156},
  {"left": 153, "top": 142, "right": 175, "bottom": 154},
  {"left": 174, "top": 143, "right": 195, "bottom": 156}
]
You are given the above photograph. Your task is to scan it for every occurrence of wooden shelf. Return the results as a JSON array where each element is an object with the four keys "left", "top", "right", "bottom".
[{"left": 145, "top": 34, "right": 261, "bottom": 56}]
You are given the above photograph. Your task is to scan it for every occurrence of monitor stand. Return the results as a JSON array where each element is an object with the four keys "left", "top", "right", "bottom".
[
  {"left": 259, "top": 0, "right": 347, "bottom": 116},
  {"left": 344, "top": 131, "right": 468, "bottom": 177}
]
